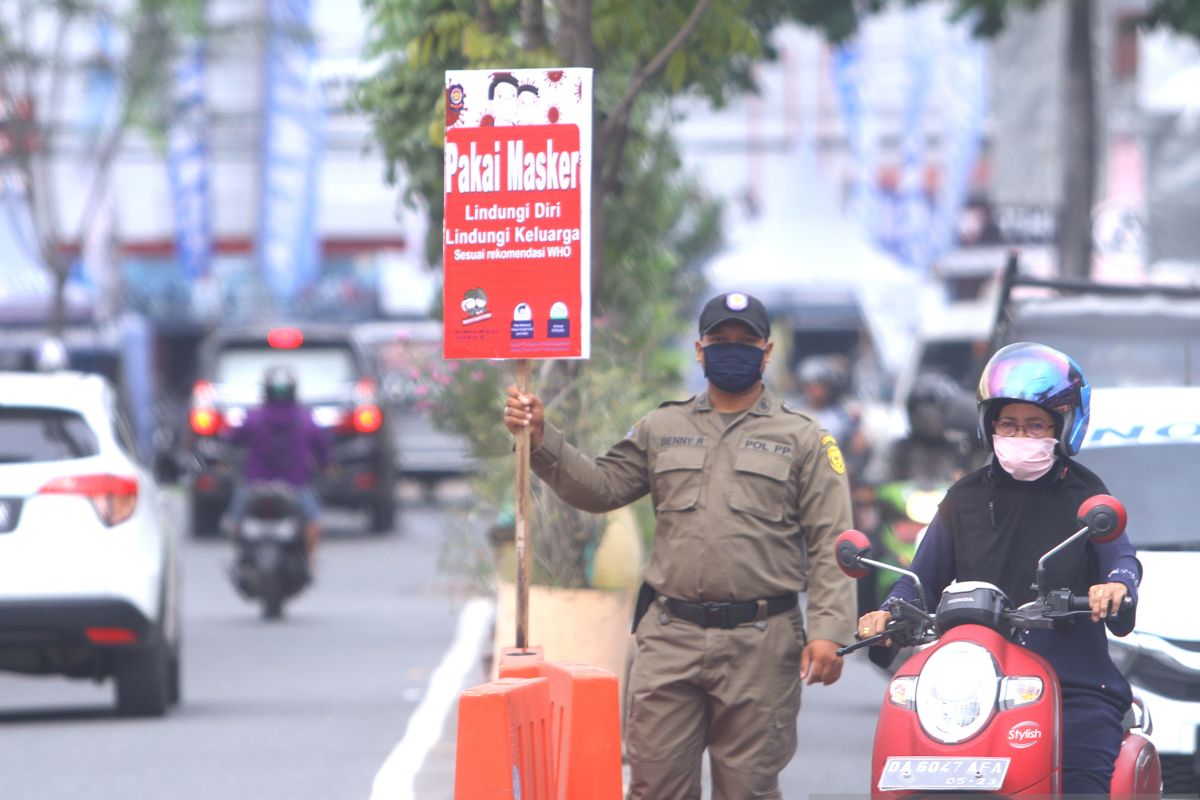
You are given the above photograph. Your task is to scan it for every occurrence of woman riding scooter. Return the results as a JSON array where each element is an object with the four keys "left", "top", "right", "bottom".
[{"left": 859, "top": 342, "right": 1143, "bottom": 795}]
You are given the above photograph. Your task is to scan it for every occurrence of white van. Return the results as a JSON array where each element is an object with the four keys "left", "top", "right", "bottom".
[{"left": 1074, "top": 386, "right": 1200, "bottom": 796}]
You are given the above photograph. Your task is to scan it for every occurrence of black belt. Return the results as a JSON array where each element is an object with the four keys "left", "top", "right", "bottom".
[{"left": 663, "top": 593, "right": 798, "bottom": 629}]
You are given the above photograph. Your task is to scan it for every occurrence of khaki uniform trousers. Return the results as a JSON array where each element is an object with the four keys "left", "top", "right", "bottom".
[{"left": 625, "top": 599, "right": 806, "bottom": 800}]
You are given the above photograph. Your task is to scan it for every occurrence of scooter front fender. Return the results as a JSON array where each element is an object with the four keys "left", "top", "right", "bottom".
[{"left": 871, "top": 625, "right": 1062, "bottom": 799}]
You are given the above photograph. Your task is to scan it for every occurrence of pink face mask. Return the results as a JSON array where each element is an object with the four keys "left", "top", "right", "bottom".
[{"left": 992, "top": 435, "right": 1058, "bottom": 481}]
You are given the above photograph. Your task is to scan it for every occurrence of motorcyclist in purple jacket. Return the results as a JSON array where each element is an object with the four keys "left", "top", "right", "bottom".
[{"left": 226, "top": 366, "right": 331, "bottom": 565}]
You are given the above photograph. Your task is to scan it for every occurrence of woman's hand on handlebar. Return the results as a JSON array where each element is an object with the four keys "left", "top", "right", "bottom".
[
  {"left": 1087, "top": 581, "right": 1128, "bottom": 622},
  {"left": 857, "top": 610, "right": 893, "bottom": 641}
]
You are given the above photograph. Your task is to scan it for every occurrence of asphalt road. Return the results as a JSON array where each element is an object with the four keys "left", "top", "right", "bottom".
[
  {"left": 0, "top": 482, "right": 490, "bottom": 800},
  {"left": 0, "top": 479, "right": 889, "bottom": 799}
]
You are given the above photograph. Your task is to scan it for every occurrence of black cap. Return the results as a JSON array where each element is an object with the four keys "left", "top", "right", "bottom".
[{"left": 698, "top": 292, "right": 770, "bottom": 340}]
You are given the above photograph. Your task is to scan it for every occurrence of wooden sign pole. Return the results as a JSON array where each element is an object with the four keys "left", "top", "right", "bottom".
[{"left": 513, "top": 359, "right": 533, "bottom": 649}]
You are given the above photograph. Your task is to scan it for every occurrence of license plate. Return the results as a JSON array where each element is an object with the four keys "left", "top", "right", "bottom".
[{"left": 878, "top": 756, "right": 1010, "bottom": 792}]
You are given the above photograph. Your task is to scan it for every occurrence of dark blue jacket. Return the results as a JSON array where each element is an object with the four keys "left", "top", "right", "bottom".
[{"left": 881, "top": 457, "right": 1140, "bottom": 708}]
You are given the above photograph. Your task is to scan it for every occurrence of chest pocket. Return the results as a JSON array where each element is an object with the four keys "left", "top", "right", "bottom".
[
  {"left": 652, "top": 447, "right": 706, "bottom": 512},
  {"left": 729, "top": 450, "right": 792, "bottom": 523}
]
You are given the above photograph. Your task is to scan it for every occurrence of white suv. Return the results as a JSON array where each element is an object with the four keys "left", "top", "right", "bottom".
[
  {"left": 0, "top": 371, "right": 181, "bottom": 717},
  {"left": 1076, "top": 386, "right": 1200, "bottom": 795}
]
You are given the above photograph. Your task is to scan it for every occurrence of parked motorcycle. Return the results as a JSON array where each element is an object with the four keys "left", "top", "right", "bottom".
[
  {"left": 834, "top": 495, "right": 1162, "bottom": 799},
  {"left": 228, "top": 482, "right": 311, "bottom": 619}
]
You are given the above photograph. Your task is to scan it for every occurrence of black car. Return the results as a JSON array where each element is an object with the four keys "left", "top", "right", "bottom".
[{"left": 183, "top": 323, "right": 396, "bottom": 536}]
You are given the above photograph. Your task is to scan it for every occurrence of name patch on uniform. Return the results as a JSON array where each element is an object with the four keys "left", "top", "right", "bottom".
[
  {"left": 659, "top": 435, "right": 706, "bottom": 448},
  {"left": 741, "top": 438, "right": 793, "bottom": 457},
  {"left": 821, "top": 434, "right": 846, "bottom": 474}
]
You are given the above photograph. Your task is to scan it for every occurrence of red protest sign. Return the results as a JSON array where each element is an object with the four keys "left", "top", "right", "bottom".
[{"left": 442, "top": 69, "right": 593, "bottom": 360}]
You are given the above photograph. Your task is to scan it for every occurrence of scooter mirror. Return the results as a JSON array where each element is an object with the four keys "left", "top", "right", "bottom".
[
  {"left": 1077, "top": 494, "right": 1127, "bottom": 544},
  {"left": 835, "top": 530, "right": 872, "bottom": 579}
]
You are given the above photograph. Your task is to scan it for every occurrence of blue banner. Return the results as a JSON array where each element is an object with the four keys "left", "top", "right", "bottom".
[
  {"left": 893, "top": 7, "right": 936, "bottom": 270},
  {"left": 832, "top": 40, "right": 881, "bottom": 240},
  {"left": 166, "top": 39, "right": 213, "bottom": 283},
  {"left": 258, "top": 0, "right": 322, "bottom": 305},
  {"left": 928, "top": 25, "right": 988, "bottom": 264}
]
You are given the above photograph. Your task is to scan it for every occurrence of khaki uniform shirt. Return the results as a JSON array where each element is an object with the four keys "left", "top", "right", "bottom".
[{"left": 530, "top": 386, "right": 856, "bottom": 644}]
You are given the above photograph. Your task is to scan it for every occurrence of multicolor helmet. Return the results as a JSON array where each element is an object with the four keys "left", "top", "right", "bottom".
[{"left": 976, "top": 342, "right": 1091, "bottom": 455}]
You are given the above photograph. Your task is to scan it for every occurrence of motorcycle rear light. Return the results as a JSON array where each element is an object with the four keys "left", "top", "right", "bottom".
[
  {"left": 268, "top": 327, "right": 304, "bottom": 349},
  {"left": 352, "top": 404, "right": 383, "bottom": 433},
  {"left": 191, "top": 379, "right": 217, "bottom": 406},
  {"left": 999, "top": 676, "right": 1044, "bottom": 710},
  {"left": 354, "top": 378, "right": 378, "bottom": 402},
  {"left": 888, "top": 676, "right": 917, "bottom": 709},
  {"left": 190, "top": 407, "right": 221, "bottom": 436},
  {"left": 39, "top": 474, "right": 139, "bottom": 527},
  {"left": 85, "top": 627, "right": 138, "bottom": 645}
]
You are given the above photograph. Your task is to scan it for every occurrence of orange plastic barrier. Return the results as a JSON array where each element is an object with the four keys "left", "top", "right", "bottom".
[
  {"left": 500, "top": 648, "right": 623, "bottom": 800},
  {"left": 454, "top": 676, "right": 555, "bottom": 799},
  {"left": 454, "top": 648, "right": 623, "bottom": 800}
]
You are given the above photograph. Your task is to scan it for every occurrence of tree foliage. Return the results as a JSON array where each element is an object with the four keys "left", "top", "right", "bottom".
[
  {"left": 356, "top": 0, "right": 830, "bottom": 585},
  {"left": 0, "top": 0, "right": 201, "bottom": 333}
]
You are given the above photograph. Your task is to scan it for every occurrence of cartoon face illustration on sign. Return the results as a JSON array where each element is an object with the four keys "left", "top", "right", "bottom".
[
  {"left": 516, "top": 83, "right": 540, "bottom": 125},
  {"left": 485, "top": 72, "right": 519, "bottom": 126},
  {"left": 513, "top": 303, "right": 533, "bottom": 321},
  {"left": 461, "top": 288, "right": 493, "bottom": 325}
]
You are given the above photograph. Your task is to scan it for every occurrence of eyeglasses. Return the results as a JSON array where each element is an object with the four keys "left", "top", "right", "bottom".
[{"left": 993, "top": 417, "right": 1054, "bottom": 438}]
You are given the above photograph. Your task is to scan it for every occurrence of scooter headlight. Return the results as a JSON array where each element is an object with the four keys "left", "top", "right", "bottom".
[{"left": 915, "top": 641, "right": 999, "bottom": 743}]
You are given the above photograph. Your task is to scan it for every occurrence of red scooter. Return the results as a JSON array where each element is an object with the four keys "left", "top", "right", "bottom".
[{"left": 835, "top": 495, "right": 1162, "bottom": 798}]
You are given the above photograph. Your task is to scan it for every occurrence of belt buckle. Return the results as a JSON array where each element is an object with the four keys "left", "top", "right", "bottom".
[{"left": 701, "top": 602, "right": 732, "bottom": 629}]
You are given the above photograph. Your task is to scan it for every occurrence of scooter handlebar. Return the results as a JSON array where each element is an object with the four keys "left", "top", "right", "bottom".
[{"left": 1066, "top": 594, "right": 1135, "bottom": 616}]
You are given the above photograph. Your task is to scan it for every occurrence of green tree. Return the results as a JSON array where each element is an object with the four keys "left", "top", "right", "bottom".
[
  {"left": 356, "top": 0, "right": 829, "bottom": 586},
  {"left": 0, "top": 0, "right": 202, "bottom": 334}
]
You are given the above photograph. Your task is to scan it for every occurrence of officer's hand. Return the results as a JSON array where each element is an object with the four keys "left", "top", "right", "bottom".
[
  {"left": 1087, "top": 581, "right": 1128, "bottom": 622},
  {"left": 857, "top": 610, "right": 893, "bottom": 641},
  {"left": 503, "top": 385, "right": 545, "bottom": 449},
  {"left": 801, "top": 639, "right": 843, "bottom": 686}
]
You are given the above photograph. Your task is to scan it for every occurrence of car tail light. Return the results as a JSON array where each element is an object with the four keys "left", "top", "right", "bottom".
[
  {"left": 190, "top": 407, "right": 221, "bottom": 436},
  {"left": 190, "top": 380, "right": 222, "bottom": 436},
  {"left": 85, "top": 627, "right": 139, "bottom": 645},
  {"left": 352, "top": 404, "right": 383, "bottom": 433},
  {"left": 39, "top": 474, "right": 139, "bottom": 527},
  {"left": 351, "top": 379, "right": 382, "bottom": 433}
]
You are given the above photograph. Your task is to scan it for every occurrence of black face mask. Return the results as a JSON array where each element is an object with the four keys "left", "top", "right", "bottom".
[{"left": 702, "top": 342, "right": 765, "bottom": 394}]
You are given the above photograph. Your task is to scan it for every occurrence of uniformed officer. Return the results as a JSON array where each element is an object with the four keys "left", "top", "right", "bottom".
[{"left": 503, "top": 291, "right": 856, "bottom": 800}]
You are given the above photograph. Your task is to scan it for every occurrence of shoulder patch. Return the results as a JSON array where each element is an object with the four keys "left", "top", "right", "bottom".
[{"left": 821, "top": 433, "right": 846, "bottom": 475}]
